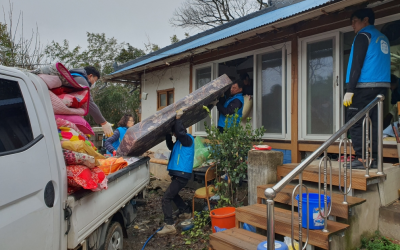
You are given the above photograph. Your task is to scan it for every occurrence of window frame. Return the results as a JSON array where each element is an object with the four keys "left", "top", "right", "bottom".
[
  {"left": 0, "top": 74, "right": 40, "bottom": 154},
  {"left": 298, "top": 31, "right": 341, "bottom": 141},
  {"left": 191, "top": 43, "right": 292, "bottom": 139},
  {"left": 192, "top": 63, "right": 217, "bottom": 136},
  {"left": 157, "top": 88, "right": 174, "bottom": 110},
  {"left": 256, "top": 44, "right": 291, "bottom": 139}
]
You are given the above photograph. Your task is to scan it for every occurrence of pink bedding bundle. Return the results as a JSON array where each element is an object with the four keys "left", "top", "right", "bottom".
[{"left": 33, "top": 62, "right": 106, "bottom": 194}]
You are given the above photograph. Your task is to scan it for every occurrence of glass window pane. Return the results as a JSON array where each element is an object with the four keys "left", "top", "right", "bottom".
[
  {"left": 0, "top": 78, "right": 33, "bottom": 153},
  {"left": 261, "top": 51, "right": 282, "bottom": 134},
  {"left": 306, "top": 39, "right": 334, "bottom": 135},
  {"left": 196, "top": 67, "right": 212, "bottom": 132},
  {"left": 168, "top": 92, "right": 174, "bottom": 105},
  {"left": 160, "top": 93, "right": 167, "bottom": 107}
]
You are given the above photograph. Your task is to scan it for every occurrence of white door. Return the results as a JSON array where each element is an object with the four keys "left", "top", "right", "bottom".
[
  {"left": 0, "top": 75, "right": 55, "bottom": 249},
  {"left": 299, "top": 32, "right": 341, "bottom": 140}
]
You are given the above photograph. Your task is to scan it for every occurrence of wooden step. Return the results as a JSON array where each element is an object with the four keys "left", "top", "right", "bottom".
[
  {"left": 277, "top": 164, "right": 385, "bottom": 191},
  {"left": 257, "top": 184, "right": 366, "bottom": 219},
  {"left": 236, "top": 204, "right": 349, "bottom": 250},
  {"left": 209, "top": 228, "right": 266, "bottom": 250}
]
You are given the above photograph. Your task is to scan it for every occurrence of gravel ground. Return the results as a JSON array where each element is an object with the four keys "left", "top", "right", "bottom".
[{"left": 123, "top": 187, "right": 210, "bottom": 250}]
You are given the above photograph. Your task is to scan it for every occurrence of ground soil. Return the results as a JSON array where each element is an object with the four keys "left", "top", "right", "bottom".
[{"left": 123, "top": 187, "right": 211, "bottom": 250}]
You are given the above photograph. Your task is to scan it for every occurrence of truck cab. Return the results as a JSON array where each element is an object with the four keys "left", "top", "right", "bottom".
[{"left": 0, "top": 66, "right": 149, "bottom": 250}]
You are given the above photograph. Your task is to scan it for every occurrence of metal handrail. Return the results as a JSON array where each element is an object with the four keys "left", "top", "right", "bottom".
[{"left": 264, "top": 94, "right": 385, "bottom": 250}]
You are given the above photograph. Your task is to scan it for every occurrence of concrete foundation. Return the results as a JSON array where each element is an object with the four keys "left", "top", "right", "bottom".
[
  {"left": 149, "top": 162, "right": 171, "bottom": 181},
  {"left": 247, "top": 150, "right": 283, "bottom": 205},
  {"left": 379, "top": 201, "right": 400, "bottom": 241},
  {"left": 331, "top": 184, "right": 381, "bottom": 250},
  {"left": 378, "top": 165, "right": 400, "bottom": 206}
]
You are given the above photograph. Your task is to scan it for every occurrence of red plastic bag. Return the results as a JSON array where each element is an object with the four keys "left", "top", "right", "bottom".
[{"left": 253, "top": 145, "right": 272, "bottom": 151}]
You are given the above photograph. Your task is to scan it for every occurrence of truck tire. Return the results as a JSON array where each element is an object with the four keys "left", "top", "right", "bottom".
[{"left": 104, "top": 222, "right": 123, "bottom": 250}]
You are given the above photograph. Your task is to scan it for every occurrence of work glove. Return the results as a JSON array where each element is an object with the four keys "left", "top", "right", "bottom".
[
  {"left": 343, "top": 92, "right": 354, "bottom": 107},
  {"left": 176, "top": 109, "right": 184, "bottom": 119},
  {"left": 209, "top": 99, "right": 218, "bottom": 106},
  {"left": 102, "top": 122, "right": 114, "bottom": 137}
]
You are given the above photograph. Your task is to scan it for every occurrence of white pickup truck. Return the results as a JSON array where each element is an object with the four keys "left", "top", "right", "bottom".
[{"left": 0, "top": 66, "right": 150, "bottom": 250}]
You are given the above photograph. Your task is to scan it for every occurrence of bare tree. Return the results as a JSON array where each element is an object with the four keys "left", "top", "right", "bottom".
[
  {"left": 0, "top": 1, "right": 46, "bottom": 69},
  {"left": 170, "top": 0, "right": 269, "bottom": 30}
]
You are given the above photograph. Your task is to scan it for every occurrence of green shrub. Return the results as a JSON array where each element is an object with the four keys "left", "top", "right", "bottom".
[{"left": 205, "top": 110, "right": 264, "bottom": 207}]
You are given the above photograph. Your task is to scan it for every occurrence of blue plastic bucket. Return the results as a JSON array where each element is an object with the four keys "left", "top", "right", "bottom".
[
  {"left": 295, "top": 193, "right": 331, "bottom": 230},
  {"left": 257, "top": 240, "right": 288, "bottom": 250}
]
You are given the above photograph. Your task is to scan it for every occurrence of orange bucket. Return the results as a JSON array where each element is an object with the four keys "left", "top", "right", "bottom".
[{"left": 210, "top": 207, "right": 236, "bottom": 233}]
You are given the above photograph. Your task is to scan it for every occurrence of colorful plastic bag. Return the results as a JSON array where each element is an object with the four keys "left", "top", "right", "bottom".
[
  {"left": 97, "top": 157, "right": 128, "bottom": 175},
  {"left": 61, "top": 140, "right": 105, "bottom": 160},
  {"left": 63, "top": 149, "right": 99, "bottom": 168},
  {"left": 59, "top": 127, "right": 96, "bottom": 150},
  {"left": 193, "top": 137, "right": 209, "bottom": 168}
]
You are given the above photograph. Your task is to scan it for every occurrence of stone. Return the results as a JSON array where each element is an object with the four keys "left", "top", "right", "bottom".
[
  {"left": 379, "top": 201, "right": 400, "bottom": 241},
  {"left": 247, "top": 150, "right": 283, "bottom": 205}
]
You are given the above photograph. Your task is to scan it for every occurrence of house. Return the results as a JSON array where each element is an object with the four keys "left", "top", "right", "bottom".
[{"left": 104, "top": 0, "right": 400, "bottom": 162}]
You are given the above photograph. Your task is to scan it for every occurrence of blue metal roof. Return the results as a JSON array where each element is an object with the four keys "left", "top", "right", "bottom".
[{"left": 112, "top": 0, "right": 333, "bottom": 75}]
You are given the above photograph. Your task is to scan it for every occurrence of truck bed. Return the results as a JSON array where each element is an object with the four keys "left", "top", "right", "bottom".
[{"left": 66, "top": 157, "right": 150, "bottom": 248}]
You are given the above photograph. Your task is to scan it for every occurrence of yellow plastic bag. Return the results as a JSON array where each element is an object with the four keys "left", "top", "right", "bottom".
[
  {"left": 61, "top": 141, "right": 105, "bottom": 160},
  {"left": 284, "top": 237, "right": 299, "bottom": 250}
]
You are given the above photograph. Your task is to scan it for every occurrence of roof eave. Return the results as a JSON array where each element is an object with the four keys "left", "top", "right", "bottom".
[{"left": 105, "top": 0, "right": 368, "bottom": 81}]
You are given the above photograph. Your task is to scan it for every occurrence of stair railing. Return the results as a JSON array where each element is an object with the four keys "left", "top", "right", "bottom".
[{"left": 264, "top": 95, "right": 385, "bottom": 250}]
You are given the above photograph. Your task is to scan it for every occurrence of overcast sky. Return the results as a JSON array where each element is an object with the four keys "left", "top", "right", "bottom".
[{"left": 6, "top": 0, "right": 195, "bottom": 52}]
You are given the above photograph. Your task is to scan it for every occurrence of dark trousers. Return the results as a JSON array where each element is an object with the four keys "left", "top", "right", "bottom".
[
  {"left": 217, "top": 126, "right": 224, "bottom": 133},
  {"left": 162, "top": 176, "right": 189, "bottom": 225},
  {"left": 346, "top": 87, "right": 387, "bottom": 159}
]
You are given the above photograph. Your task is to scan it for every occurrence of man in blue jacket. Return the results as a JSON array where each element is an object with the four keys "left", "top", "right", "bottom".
[
  {"left": 343, "top": 8, "right": 391, "bottom": 168},
  {"left": 158, "top": 109, "right": 194, "bottom": 235},
  {"left": 217, "top": 80, "right": 245, "bottom": 133}
]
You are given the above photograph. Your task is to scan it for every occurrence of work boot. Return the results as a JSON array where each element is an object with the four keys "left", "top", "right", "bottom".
[
  {"left": 178, "top": 212, "right": 192, "bottom": 219},
  {"left": 347, "top": 159, "right": 377, "bottom": 169},
  {"left": 157, "top": 224, "right": 176, "bottom": 235}
]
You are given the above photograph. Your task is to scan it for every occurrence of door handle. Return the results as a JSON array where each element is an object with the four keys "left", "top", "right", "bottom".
[
  {"left": 336, "top": 76, "right": 339, "bottom": 87},
  {"left": 44, "top": 181, "right": 55, "bottom": 208}
]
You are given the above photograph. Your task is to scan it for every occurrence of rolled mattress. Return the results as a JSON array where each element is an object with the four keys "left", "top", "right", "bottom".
[{"left": 117, "top": 74, "right": 232, "bottom": 156}]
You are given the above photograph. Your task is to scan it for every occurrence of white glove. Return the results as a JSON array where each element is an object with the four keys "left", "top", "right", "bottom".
[
  {"left": 343, "top": 92, "right": 354, "bottom": 107},
  {"left": 176, "top": 109, "right": 184, "bottom": 119},
  {"left": 390, "top": 104, "right": 398, "bottom": 117},
  {"left": 210, "top": 99, "right": 218, "bottom": 106},
  {"left": 102, "top": 122, "right": 114, "bottom": 137}
]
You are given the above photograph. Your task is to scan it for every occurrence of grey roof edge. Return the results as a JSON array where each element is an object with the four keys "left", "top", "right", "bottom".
[{"left": 108, "top": 0, "right": 354, "bottom": 79}]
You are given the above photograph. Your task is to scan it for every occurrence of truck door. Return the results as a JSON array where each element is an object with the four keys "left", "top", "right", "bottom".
[{"left": 0, "top": 74, "right": 55, "bottom": 249}]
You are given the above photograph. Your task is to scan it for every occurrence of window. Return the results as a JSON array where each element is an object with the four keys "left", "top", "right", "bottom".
[
  {"left": 157, "top": 88, "right": 174, "bottom": 110},
  {"left": 195, "top": 67, "right": 212, "bottom": 132},
  {"left": 306, "top": 40, "right": 335, "bottom": 135},
  {"left": 256, "top": 45, "right": 291, "bottom": 139},
  {"left": 261, "top": 51, "right": 283, "bottom": 134},
  {"left": 0, "top": 78, "right": 34, "bottom": 153},
  {"left": 299, "top": 32, "right": 340, "bottom": 140}
]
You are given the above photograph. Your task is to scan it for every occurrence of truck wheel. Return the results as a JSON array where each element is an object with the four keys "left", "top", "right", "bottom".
[{"left": 104, "top": 222, "right": 123, "bottom": 250}]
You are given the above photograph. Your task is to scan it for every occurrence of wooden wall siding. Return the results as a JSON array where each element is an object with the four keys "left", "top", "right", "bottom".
[
  {"left": 290, "top": 35, "right": 301, "bottom": 163},
  {"left": 298, "top": 142, "right": 399, "bottom": 159},
  {"left": 189, "top": 63, "right": 193, "bottom": 134}
]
